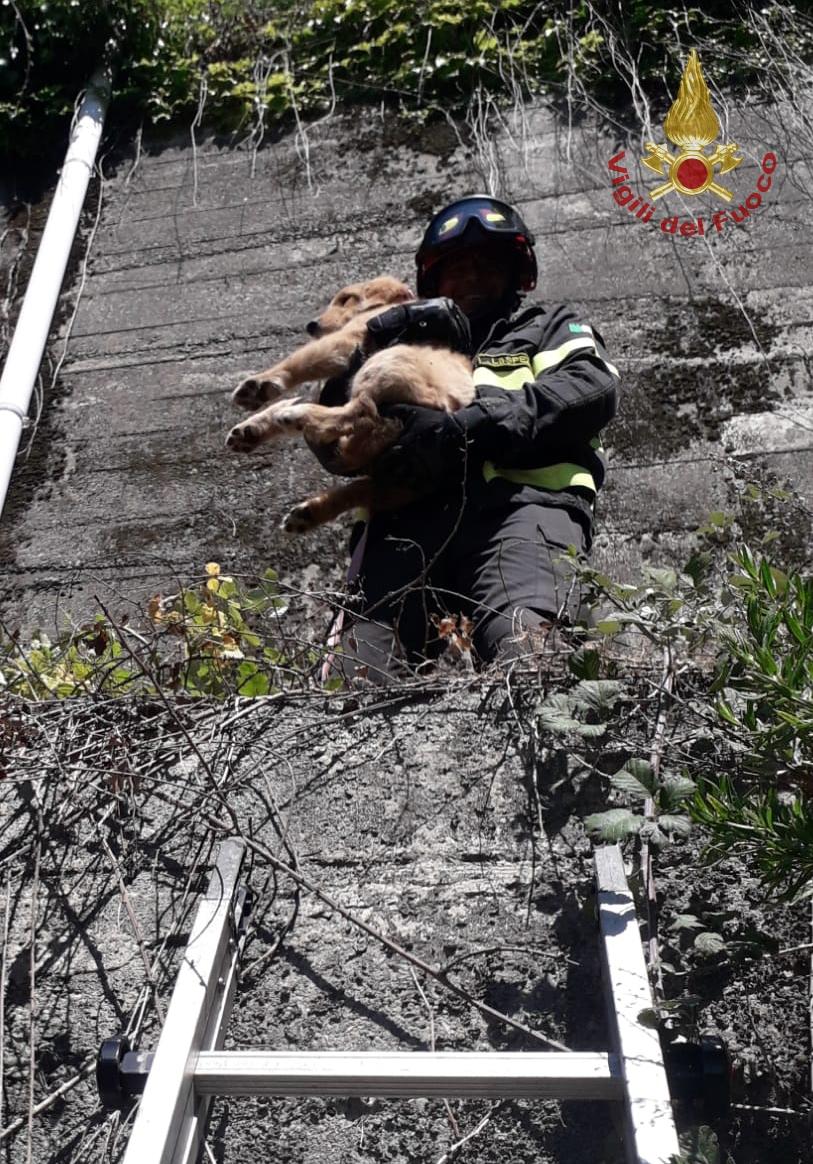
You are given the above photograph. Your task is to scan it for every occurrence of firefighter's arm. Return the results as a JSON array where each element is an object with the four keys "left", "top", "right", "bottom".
[
  {"left": 373, "top": 306, "right": 618, "bottom": 483},
  {"left": 457, "top": 307, "right": 619, "bottom": 465}
]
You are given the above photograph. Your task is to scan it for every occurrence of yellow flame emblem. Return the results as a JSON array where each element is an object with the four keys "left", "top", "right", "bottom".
[{"left": 642, "top": 50, "right": 742, "bottom": 201}]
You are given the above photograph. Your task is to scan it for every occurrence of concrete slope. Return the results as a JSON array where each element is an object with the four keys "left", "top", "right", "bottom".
[{"left": 0, "top": 99, "right": 811, "bottom": 637}]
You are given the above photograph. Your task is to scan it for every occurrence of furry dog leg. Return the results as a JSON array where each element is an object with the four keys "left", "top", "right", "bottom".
[
  {"left": 232, "top": 330, "right": 363, "bottom": 411},
  {"left": 281, "top": 478, "right": 417, "bottom": 534},
  {"left": 281, "top": 477, "right": 374, "bottom": 534},
  {"left": 227, "top": 394, "right": 401, "bottom": 456}
]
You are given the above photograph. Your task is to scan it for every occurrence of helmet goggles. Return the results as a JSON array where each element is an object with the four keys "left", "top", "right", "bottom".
[{"left": 423, "top": 197, "right": 532, "bottom": 250}]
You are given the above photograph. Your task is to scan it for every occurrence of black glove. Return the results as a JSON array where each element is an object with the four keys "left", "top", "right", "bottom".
[
  {"left": 370, "top": 404, "right": 475, "bottom": 490},
  {"left": 366, "top": 298, "right": 472, "bottom": 355}
]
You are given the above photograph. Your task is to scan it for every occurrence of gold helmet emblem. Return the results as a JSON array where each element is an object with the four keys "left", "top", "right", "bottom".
[{"left": 643, "top": 50, "right": 743, "bottom": 201}]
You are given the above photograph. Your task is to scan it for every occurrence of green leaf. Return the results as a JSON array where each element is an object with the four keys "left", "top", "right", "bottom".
[
  {"left": 572, "top": 679, "right": 624, "bottom": 714},
  {"left": 217, "top": 577, "right": 237, "bottom": 599},
  {"left": 568, "top": 645, "right": 600, "bottom": 680},
  {"left": 717, "top": 699, "right": 738, "bottom": 725},
  {"left": 659, "top": 774, "right": 697, "bottom": 810},
  {"left": 644, "top": 566, "right": 678, "bottom": 592},
  {"left": 584, "top": 808, "right": 641, "bottom": 842},
  {"left": 235, "top": 662, "right": 271, "bottom": 697},
  {"left": 694, "top": 931, "right": 726, "bottom": 956},
  {"left": 669, "top": 913, "right": 703, "bottom": 931},
  {"left": 782, "top": 611, "right": 808, "bottom": 645},
  {"left": 611, "top": 767, "right": 653, "bottom": 800},
  {"left": 537, "top": 693, "right": 582, "bottom": 735},
  {"left": 672, "top": 1124, "right": 721, "bottom": 1164},
  {"left": 594, "top": 619, "right": 621, "bottom": 635},
  {"left": 575, "top": 721, "right": 608, "bottom": 739},
  {"left": 612, "top": 757, "right": 657, "bottom": 798}
]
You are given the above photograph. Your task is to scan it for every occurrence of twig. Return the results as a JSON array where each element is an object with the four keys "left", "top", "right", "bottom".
[
  {"left": 190, "top": 72, "right": 208, "bottom": 208},
  {"left": 730, "top": 1102, "right": 805, "bottom": 1116},
  {"left": 123, "top": 122, "right": 143, "bottom": 186},
  {"left": 775, "top": 942, "right": 813, "bottom": 956},
  {"left": 409, "top": 967, "right": 460, "bottom": 1139},
  {"left": 409, "top": 966, "right": 437, "bottom": 1051},
  {"left": 94, "top": 601, "right": 223, "bottom": 802},
  {"left": 0, "top": 1056, "right": 96, "bottom": 1144},
  {"left": 439, "top": 944, "right": 571, "bottom": 976},
  {"left": 285, "top": 48, "right": 316, "bottom": 192},
  {"left": 25, "top": 821, "right": 41, "bottom": 1164},
  {"left": 435, "top": 1102, "right": 505, "bottom": 1164},
  {"left": 243, "top": 891, "right": 298, "bottom": 978},
  {"left": 0, "top": 870, "right": 9, "bottom": 1126},
  {"left": 98, "top": 833, "right": 166, "bottom": 1024}
]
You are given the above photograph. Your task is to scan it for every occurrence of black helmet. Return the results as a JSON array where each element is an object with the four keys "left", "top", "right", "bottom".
[{"left": 416, "top": 195, "right": 537, "bottom": 297}]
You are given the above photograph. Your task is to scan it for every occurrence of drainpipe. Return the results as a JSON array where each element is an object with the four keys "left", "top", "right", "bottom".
[{"left": 0, "top": 66, "right": 111, "bottom": 521}]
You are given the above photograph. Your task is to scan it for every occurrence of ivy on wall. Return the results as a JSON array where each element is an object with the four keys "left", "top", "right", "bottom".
[{"left": 1, "top": 1, "right": 812, "bottom": 157}]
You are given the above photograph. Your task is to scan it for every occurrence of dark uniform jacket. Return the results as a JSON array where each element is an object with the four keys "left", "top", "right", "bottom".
[
  {"left": 316, "top": 298, "right": 619, "bottom": 533},
  {"left": 462, "top": 300, "right": 619, "bottom": 528}
]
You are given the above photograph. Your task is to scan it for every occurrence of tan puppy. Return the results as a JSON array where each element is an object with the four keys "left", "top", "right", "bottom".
[{"left": 226, "top": 276, "right": 475, "bottom": 533}]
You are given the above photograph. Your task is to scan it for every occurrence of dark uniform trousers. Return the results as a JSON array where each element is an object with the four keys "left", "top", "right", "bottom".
[{"left": 336, "top": 490, "right": 590, "bottom": 682}]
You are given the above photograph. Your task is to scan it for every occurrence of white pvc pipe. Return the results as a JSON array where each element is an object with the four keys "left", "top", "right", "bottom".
[{"left": 0, "top": 66, "right": 111, "bottom": 521}]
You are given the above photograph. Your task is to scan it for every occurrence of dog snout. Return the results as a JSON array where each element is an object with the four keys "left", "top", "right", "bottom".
[{"left": 306, "top": 319, "right": 322, "bottom": 337}]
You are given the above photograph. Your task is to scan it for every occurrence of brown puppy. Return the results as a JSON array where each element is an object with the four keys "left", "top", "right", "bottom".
[{"left": 226, "top": 276, "right": 475, "bottom": 533}]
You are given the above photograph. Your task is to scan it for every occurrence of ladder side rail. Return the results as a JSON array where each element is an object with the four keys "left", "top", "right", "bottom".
[
  {"left": 174, "top": 884, "right": 251, "bottom": 1164},
  {"left": 595, "top": 845, "right": 681, "bottom": 1164},
  {"left": 121, "top": 839, "right": 246, "bottom": 1164}
]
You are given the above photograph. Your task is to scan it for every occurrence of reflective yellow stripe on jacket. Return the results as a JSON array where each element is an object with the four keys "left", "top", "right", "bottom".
[
  {"left": 472, "top": 364, "right": 530, "bottom": 391},
  {"left": 473, "top": 335, "right": 619, "bottom": 391},
  {"left": 473, "top": 334, "right": 616, "bottom": 495},
  {"left": 482, "top": 460, "right": 597, "bottom": 492},
  {"left": 532, "top": 334, "right": 620, "bottom": 379}
]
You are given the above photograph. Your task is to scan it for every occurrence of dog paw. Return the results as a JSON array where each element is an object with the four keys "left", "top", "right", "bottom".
[
  {"left": 281, "top": 502, "right": 317, "bottom": 534},
  {"left": 268, "top": 401, "right": 309, "bottom": 432},
  {"left": 232, "top": 377, "right": 285, "bottom": 410},
  {"left": 226, "top": 420, "right": 264, "bottom": 452}
]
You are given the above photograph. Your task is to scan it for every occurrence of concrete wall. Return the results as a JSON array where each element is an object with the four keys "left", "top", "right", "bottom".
[
  {"left": 0, "top": 97, "right": 811, "bottom": 634},
  {"left": 1, "top": 96, "right": 811, "bottom": 1164}
]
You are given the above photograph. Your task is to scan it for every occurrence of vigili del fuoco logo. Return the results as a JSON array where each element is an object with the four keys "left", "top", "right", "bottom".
[{"left": 607, "top": 49, "right": 777, "bottom": 236}]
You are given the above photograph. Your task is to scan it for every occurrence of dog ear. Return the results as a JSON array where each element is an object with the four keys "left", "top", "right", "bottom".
[
  {"left": 390, "top": 282, "right": 415, "bottom": 303},
  {"left": 360, "top": 277, "right": 415, "bottom": 310}
]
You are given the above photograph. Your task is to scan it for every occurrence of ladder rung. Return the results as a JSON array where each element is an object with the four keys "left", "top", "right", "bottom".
[{"left": 194, "top": 1051, "right": 624, "bottom": 1100}]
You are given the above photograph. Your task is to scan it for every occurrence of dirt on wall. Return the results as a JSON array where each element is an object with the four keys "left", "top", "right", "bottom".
[{"left": 0, "top": 679, "right": 809, "bottom": 1164}]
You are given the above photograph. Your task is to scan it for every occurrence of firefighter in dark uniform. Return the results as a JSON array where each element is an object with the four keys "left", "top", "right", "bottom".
[{"left": 323, "top": 195, "right": 619, "bottom": 682}]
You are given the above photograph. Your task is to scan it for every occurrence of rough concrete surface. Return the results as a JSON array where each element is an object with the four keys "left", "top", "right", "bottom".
[
  {"left": 0, "top": 682, "right": 809, "bottom": 1163},
  {"left": 1, "top": 97, "right": 811, "bottom": 633},
  {"left": 1, "top": 92, "right": 812, "bottom": 1164}
]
